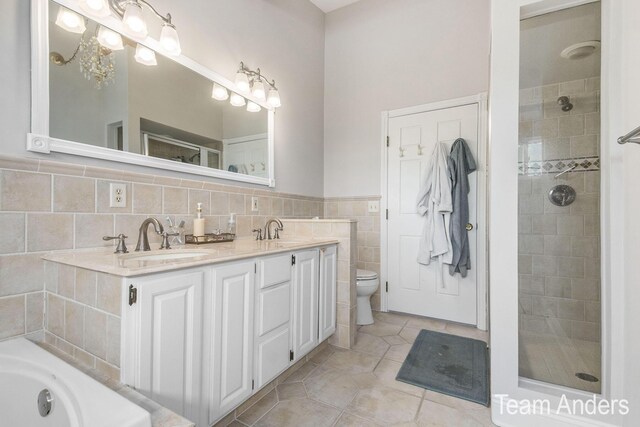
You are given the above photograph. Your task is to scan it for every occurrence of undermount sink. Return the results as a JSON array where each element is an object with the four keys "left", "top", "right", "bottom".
[{"left": 120, "top": 250, "right": 213, "bottom": 263}]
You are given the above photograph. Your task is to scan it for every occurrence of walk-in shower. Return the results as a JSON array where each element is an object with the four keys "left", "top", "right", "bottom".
[{"left": 518, "top": 2, "right": 601, "bottom": 393}]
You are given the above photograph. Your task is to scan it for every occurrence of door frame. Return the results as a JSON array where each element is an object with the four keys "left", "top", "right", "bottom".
[{"left": 380, "top": 93, "right": 489, "bottom": 331}]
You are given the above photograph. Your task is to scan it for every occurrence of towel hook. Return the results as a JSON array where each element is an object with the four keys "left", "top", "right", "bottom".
[
  {"left": 399, "top": 146, "right": 405, "bottom": 158},
  {"left": 417, "top": 144, "right": 423, "bottom": 156}
]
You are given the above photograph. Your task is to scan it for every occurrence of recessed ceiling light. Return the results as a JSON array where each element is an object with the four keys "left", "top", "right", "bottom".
[{"left": 560, "top": 41, "right": 601, "bottom": 60}]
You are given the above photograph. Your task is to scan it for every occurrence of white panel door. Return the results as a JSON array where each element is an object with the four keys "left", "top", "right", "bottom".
[
  {"left": 136, "top": 269, "right": 204, "bottom": 421},
  {"left": 292, "top": 250, "right": 319, "bottom": 360},
  {"left": 319, "top": 246, "right": 337, "bottom": 342},
  {"left": 387, "top": 104, "right": 479, "bottom": 325},
  {"left": 209, "top": 261, "right": 255, "bottom": 422}
]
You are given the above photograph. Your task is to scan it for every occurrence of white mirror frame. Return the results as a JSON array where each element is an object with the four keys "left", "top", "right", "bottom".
[{"left": 28, "top": 0, "right": 276, "bottom": 187}]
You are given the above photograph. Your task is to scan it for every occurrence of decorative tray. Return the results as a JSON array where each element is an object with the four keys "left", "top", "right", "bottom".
[{"left": 185, "top": 233, "right": 236, "bottom": 245}]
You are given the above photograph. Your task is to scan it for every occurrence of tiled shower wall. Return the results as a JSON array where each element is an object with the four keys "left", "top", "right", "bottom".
[
  {"left": 324, "top": 197, "right": 382, "bottom": 310},
  {"left": 0, "top": 154, "right": 323, "bottom": 346},
  {"left": 518, "top": 77, "right": 601, "bottom": 342}
]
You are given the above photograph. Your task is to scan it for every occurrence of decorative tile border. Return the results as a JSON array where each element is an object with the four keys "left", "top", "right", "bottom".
[{"left": 518, "top": 156, "right": 600, "bottom": 176}]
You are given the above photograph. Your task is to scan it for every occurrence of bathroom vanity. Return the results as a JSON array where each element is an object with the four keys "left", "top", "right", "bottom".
[{"left": 43, "top": 239, "right": 338, "bottom": 426}]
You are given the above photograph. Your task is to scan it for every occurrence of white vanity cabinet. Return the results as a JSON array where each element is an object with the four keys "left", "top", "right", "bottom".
[
  {"left": 207, "top": 260, "right": 255, "bottom": 423},
  {"left": 121, "top": 244, "right": 337, "bottom": 427},
  {"left": 291, "top": 249, "right": 320, "bottom": 361},
  {"left": 127, "top": 268, "right": 206, "bottom": 423},
  {"left": 319, "top": 246, "right": 338, "bottom": 342}
]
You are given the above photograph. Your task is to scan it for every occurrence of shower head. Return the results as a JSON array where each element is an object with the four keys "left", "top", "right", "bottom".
[{"left": 557, "top": 96, "right": 573, "bottom": 112}]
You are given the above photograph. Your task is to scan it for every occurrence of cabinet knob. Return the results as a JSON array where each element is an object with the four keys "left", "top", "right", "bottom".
[{"left": 466, "top": 223, "right": 474, "bottom": 231}]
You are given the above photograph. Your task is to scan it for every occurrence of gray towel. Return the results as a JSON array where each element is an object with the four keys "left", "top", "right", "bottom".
[{"left": 447, "top": 138, "right": 476, "bottom": 277}]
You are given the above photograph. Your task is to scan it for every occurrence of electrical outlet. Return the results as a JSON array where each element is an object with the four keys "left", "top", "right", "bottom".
[
  {"left": 251, "top": 197, "right": 259, "bottom": 212},
  {"left": 368, "top": 200, "right": 380, "bottom": 213},
  {"left": 109, "top": 183, "right": 127, "bottom": 208}
]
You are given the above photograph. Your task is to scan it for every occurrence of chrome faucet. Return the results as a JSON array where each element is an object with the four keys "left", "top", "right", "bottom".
[
  {"left": 135, "top": 217, "right": 165, "bottom": 252},
  {"left": 264, "top": 218, "right": 284, "bottom": 240}
]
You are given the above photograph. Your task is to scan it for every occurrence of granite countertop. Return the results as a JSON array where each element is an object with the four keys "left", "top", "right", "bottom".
[
  {"left": 37, "top": 342, "right": 194, "bottom": 427},
  {"left": 42, "top": 238, "right": 339, "bottom": 277}
]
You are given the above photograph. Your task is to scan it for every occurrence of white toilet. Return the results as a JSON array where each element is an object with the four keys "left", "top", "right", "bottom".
[{"left": 356, "top": 269, "right": 379, "bottom": 325}]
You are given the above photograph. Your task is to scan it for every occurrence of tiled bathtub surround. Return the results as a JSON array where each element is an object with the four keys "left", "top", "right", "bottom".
[
  {"left": 324, "top": 197, "right": 381, "bottom": 310},
  {"left": 0, "top": 153, "right": 322, "bottom": 347},
  {"left": 280, "top": 219, "right": 357, "bottom": 349},
  {"left": 518, "top": 77, "right": 601, "bottom": 344}
]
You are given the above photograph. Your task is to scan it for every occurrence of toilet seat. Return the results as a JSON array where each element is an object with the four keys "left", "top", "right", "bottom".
[{"left": 357, "top": 269, "right": 377, "bottom": 281}]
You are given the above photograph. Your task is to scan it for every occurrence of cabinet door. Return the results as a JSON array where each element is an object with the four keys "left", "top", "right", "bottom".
[
  {"left": 209, "top": 261, "right": 255, "bottom": 423},
  {"left": 319, "top": 246, "right": 337, "bottom": 341},
  {"left": 136, "top": 270, "right": 204, "bottom": 422},
  {"left": 255, "top": 280, "right": 291, "bottom": 389},
  {"left": 292, "top": 249, "right": 319, "bottom": 361}
]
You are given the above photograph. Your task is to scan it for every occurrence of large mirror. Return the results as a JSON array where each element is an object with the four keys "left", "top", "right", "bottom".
[{"left": 28, "top": 0, "right": 275, "bottom": 186}]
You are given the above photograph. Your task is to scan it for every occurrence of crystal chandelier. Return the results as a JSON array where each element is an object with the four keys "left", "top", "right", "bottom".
[{"left": 78, "top": 36, "right": 115, "bottom": 89}]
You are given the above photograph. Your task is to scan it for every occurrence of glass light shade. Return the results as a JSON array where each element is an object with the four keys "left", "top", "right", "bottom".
[
  {"left": 122, "top": 1, "right": 148, "bottom": 38},
  {"left": 97, "top": 26, "right": 124, "bottom": 51},
  {"left": 234, "top": 72, "right": 250, "bottom": 93},
  {"left": 79, "top": 0, "right": 110, "bottom": 18},
  {"left": 246, "top": 101, "right": 261, "bottom": 113},
  {"left": 134, "top": 44, "right": 157, "bottom": 66},
  {"left": 251, "top": 80, "right": 266, "bottom": 101},
  {"left": 160, "top": 24, "right": 181, "bottom": 56},
  {"left": 55, "top": 7, "right": 86, "bottom": 34},
  {"left": 267, "top": 88, "right": 281, "bottom": 108},
  {"left": 230, "top": 93, "right": 246, "bottom": 107},
  {"left": 212, "top": 83, "right": 229, "bottom": 101}
]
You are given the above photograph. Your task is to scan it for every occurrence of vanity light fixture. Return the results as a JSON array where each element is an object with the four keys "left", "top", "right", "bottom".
[
  {"left": 134, "top": 43, "right": 157, "bottom": 65},
  {"left": 122, "top": 1, "right": 147, "bottom": 38},
  {"left": 229, "top": 92, "right": 246, "bottom": 107},
  {"left": 212, "top": 83, "right": 229, "bottom": 101},
  {"left": 82, "top": 0, "right": 182, "bottom": 56},
  {"left": 235, "top": 62, "right": 281, "bottom": 108},
  {"left": 246, "top": 101, "right": 261, "bottom": 113},
  {"left": 55, "top": 6, "right": 86, "bottom": 34},
  {"left": 97, "top": 26, "right": 124, "bottom": 50},
  {"left": 79, "top": 0, "right": 110, "bottom": 18}
]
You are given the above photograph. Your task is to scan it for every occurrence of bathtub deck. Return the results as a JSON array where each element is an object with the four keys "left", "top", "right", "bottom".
[{"left": 37, "top": 341, "right": 195, "bottom": 427}]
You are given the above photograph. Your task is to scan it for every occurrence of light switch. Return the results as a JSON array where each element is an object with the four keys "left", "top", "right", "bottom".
[{"left": 368, "top": 200, "right": 380, "bottom": 213}]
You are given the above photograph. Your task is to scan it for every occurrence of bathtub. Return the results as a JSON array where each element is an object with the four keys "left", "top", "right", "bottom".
[{"left": 0, "top": 338, "right": 151, "bottom": 427}]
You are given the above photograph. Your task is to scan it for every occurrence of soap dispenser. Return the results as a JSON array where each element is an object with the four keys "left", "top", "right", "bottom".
[
  {"left": 227, "top": 213, "right": 236, "bottom": 235},
  {"left": 194, "top": 202, "right": 205, "bottom": 237}
]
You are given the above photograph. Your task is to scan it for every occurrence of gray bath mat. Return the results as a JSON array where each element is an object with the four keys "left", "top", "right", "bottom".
[{"left": 396, "top": 329, "right": 489, "bottom": 406}]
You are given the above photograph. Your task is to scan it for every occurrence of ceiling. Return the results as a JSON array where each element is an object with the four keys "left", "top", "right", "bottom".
[
  {"left": 520, "top": 2, "right": 601, "bottom": 88},
  {"left": 309, "top": 0, "right": 362, "bottom": 13}
]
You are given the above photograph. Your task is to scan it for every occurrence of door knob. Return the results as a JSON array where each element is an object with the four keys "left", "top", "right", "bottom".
[{"left": 466, "top": 223, "right": 474, "bottom": 231}]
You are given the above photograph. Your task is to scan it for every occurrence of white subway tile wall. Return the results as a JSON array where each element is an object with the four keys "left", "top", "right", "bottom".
[{"left": 518, "top": 77, "right": 601, "bottom": 343}]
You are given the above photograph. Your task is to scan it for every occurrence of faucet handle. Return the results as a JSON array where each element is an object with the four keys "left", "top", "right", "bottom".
[
  {"left": 274, "top": 227, "right": 283, "bottom": 240},
  {"left": 103, "top": 234, "right": 128, "bottom": 254},
  {"left": 252, "top": 228, "right": 263, "bottom": 241},
  {"left": 160, "top": 231, "right": 180, "bottom": 250}
]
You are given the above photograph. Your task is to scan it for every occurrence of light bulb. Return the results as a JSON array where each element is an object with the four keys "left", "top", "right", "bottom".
[
  {"left": 235, "top": 72, "right": 250, "bottom": 93},
  {"left": 97, "top": 26, "right": 124, "bottom": 51},
  {"left": 134, "top": 44, "right": 157, "bottom": 66},
  {"left": 55, "top": 6, "right": 86, "bottom": 34},
  {"left": 267, "top": 88, "right": 281, "bottom": 108},
  {"left": 247, "top": 101, "right": 261, "bottom": 113},
  {"left": 212, "top": 83, "right": 229, "bottom": 101},
  {"left": 160, "top": 23, "right": 181, "bottom": 56},
  {"left": 230, "top": 93, "right": 246, "bottom": 107},
  {"left": 122, "top": 1, "right": 147, "bottom": 39},
  {"left": 79, "top": 0, "right": 110, "bottom": 18},
  {"left": 251, "top": 80, "right": 266, "bottom": 101}
]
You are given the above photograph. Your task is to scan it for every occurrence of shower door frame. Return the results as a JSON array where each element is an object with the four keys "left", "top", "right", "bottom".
[{"left": 489, "top": 0, "right": 625, "bottom": 426}]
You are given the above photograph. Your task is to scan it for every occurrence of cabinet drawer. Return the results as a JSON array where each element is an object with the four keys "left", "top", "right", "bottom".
[
  {"left": 259, "top": 253, "right": 292, "bottom": 289},
  {"left": 257, "top": 282, "right": 290, "bottom": 336}
]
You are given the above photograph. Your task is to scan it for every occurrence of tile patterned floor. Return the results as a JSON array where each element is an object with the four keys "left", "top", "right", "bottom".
[
  {"left": 229, "top": 312, "right": 494, "bottom": 427},
  {"left": 519, "top": 331, "right": 601, "bottom": 393}
]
